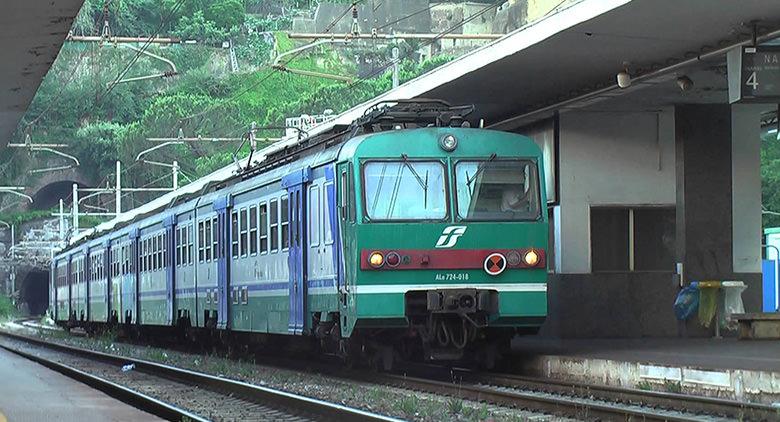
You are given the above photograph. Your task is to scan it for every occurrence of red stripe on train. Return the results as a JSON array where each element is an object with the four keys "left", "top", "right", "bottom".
[{"left": 360, "top": 248, "right": 546, "bottom": 270}]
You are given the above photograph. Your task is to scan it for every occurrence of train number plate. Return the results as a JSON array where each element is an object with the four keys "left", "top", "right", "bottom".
[{"left": 434, "top": 273, "right": 470, "bottom": 281}]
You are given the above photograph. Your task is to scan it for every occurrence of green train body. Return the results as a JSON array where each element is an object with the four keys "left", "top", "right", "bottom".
[{"left": 52, "top": 104, "right": 547, "bottom": 366}]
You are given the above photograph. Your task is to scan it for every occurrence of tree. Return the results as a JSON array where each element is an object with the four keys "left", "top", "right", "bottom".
[{"left": 205, "top": 0, "right": 245, "bottom": 30}]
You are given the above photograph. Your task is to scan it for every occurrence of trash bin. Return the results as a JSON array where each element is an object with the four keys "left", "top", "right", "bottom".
[{"left": 719, "top": 281, "right": 746, "bottom": 331}]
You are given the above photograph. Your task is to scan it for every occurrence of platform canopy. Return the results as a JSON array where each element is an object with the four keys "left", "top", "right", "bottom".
[
  {"left": 0, "top": 1, "right": 84, "bottom": 150},
  {"left": 311, "top": 0, "right": 780, "bottom": 135}
]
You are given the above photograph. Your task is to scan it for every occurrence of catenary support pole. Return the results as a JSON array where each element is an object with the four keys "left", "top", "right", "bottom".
[
  {"left": 72, "top": 183, "right": 79, "bottom": 235},
  {"left": 172, "top": 160, "right": 179, "bottom": 190},
  {"left": 116, "top": 160, "right": 121, "bottom": 215}
]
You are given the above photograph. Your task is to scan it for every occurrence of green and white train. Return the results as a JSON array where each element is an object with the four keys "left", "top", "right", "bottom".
[{"left": 52, "top": 101, "right": 548, "bottom": 368}]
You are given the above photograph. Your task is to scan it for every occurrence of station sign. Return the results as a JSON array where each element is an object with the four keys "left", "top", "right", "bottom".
[{"left": 728, "top": 45, "right": 780, "bottom": 103}]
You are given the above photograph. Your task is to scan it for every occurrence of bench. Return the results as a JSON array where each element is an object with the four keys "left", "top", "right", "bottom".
[{"left": 731, "top": 313, "right": 780, "bottom": 339}]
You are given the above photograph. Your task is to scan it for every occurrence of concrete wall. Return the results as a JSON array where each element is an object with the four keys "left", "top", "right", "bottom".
[
  {"left": 556, "top": 110, "right": 676, "bottom": 274},
  {"left": 544, "top": 106, "right": 765, "bottom": 338},
  {"left": 313, "top": 1, "right": 432, "bottom": 34}
]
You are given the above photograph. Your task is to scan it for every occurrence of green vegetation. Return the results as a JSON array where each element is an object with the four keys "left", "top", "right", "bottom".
[
  {"left": 0, "top": 296, "right": 17, "bottom": 321},
  {"left": 763, "top": 130, "right": 780, "bottom": 228},
  {"left": 0, "top": 0, "right": 453, "bottom": 218}
]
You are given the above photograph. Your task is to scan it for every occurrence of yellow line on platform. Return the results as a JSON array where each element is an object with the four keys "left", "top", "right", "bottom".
[{"left": 0, "top": 410, "right": 7, "bottom": 422}]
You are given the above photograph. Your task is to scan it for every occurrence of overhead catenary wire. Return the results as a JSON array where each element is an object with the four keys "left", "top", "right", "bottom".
[
  {"left": 101, "top": 0, "right": 186, "bottom": 101},
  {"left": 174, "top": 1, "right": 369, "bottom": 130},
  {"left": 304, "top": 0, "right": 502, "bottom": 110}
]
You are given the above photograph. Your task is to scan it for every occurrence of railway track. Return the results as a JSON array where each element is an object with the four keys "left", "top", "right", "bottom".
[
  {"left": 452, "top": 369, "right": 779, "bottom": 421},
  {"left": 7, "top": 325, "right": 778, "bottom": 421},
  {"left": 0, "top": 330, "right": 398, "bottom": 422}
]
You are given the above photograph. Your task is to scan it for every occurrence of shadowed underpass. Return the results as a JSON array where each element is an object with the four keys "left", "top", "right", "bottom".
[{"left": 20, "top": 270, "right": 49, "bottom": 315}]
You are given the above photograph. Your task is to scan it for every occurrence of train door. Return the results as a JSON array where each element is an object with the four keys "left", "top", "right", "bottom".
[
  {"left": 67, "top": 255, "right": 73, "bottom": 320},
  {"left": 85, "top": 247, "right": 91, "bottom": 322},
  {"left": 214, "top": 197, "right": 230, "bottom": 330},
  {"left": 164, "top": 217, "right": 176, "bottom": 326},
  {"left": 284, "top": 168, "right": 311, "bottom": 334}
]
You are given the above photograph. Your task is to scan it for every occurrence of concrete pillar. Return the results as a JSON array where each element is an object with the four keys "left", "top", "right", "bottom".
[
  {"left": 674, "top": 104, "right": 762, "bottom": 311},
  {"left": 731, "top": 105, "right": 764, "bottom": 312},
  {"left": 675, "top": 104, "right": 733, "bottom": 281}
]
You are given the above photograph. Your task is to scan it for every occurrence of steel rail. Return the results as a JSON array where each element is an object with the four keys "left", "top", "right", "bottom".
[
  {"left": 455, "top": 370, "right": 779, "bottom": 421},
  {"left": 0, "top": 344, "right": 207, "bottom": 422},
  {"left": 0, "top": 330, "right": 399, "bottom": 422},
  {"left": 377, "top": 373, "right": 702, "bottom": 422}
]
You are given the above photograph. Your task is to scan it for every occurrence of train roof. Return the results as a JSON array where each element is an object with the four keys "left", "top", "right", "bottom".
[{"left": 66, "top": 101, "right": 476, "bottom": 250}]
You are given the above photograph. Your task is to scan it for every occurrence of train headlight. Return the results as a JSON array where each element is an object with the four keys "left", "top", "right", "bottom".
[
  {"left": 523, "top": 250, "right": 539, "bottom": 267},
  {"left": 439, "top": 134, "right": 458, "bottom": 152},
  {"left": 369, "top": 251, "right": 384, "bottom": 268}
]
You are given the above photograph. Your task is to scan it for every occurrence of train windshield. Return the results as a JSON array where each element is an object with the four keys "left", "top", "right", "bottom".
[
  {"left": 363, "top": 160, "right": 448, "bottom": 220},
  {"left": 455, "top": 159, "right": 541, "bottom": 221}
]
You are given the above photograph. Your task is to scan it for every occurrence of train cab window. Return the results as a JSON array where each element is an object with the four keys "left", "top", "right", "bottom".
[
  {"left": 270, "top": 199, "right": 279, "bottom": 252},
  {"left": 281, "top": 195, "right": 289, "bottom": 250},
  {"left": 249, "top": 205, "right": 258, "bottom": 255},
  {"left": 240, "top": 208, "right": 248, "bottom": 257},
  {"left": 363, "top": 161, "right": 447, "bottom": 221},
  {"left": 323, "top": 182, "right": 334, "bottom": 245},
  {"left": 231, "top": 210, "right": 239, "bottom": 258},
  {"left": 259, "top": 203, "right": 268, "bottom": 253},
  {"left": 309, "top": 185, "right": 320, "bottom": 247},
  {"left": 455, "top": 159, "right": 541, "bottom": 221}
]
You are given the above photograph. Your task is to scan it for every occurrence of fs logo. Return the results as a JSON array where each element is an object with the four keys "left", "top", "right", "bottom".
[{"left": 435, "top": 226, "right": 467, "bottom": 248}]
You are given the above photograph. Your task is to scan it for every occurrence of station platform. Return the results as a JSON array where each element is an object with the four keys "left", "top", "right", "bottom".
[
  {"left": 510, "top": 337, "right": 780, "bottom": 404},
  {"left": 0, "top": 347, "right": 162, "bottom": 422}
]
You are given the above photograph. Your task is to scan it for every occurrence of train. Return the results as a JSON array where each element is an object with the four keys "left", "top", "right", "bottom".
[{"left": 50, "top": 100, "right": 548, "bottom": 369}]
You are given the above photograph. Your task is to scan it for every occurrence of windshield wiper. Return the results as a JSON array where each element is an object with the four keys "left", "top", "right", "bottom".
[
  {"left": 466, "top": 153, "right": 497, "bottom": 187},
  {"left": 401, "top": 154, "right": 429, "bottom": 207}
]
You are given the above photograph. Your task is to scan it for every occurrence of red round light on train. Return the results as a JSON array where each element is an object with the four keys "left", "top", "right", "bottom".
[{"left": 386, "top": 252, "right": 400, "bottom": 267}]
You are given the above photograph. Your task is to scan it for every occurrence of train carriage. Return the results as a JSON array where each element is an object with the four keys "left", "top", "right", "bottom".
[{"left": 53, "top": 101, "right": 548, "bottom": 367}]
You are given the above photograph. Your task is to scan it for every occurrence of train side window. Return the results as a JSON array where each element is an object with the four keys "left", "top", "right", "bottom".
[
  {"left": 212, "top": 217, "right": 219, "bottom": 260},
  {"left": 187, "top": 224, "right": 194, "bottom": 265},
  {"left": 270, "top": 199, "right": 279, "bottom": 252},
  {"left": 249, "top": 205, "right": 258, "bottom": 255},
  {"left": 231, "top": 210, "right": 239, "bottom": 259},
  {"left": 198, "top": 221, "right": 204, "bottom": 262},
  {"left": 240, "top": 208, "right": 248, "bottom": 257},
  {"left": 309, "top": 185, "right": 320, "bottom": 248},
  {"left": 144, "top": 239, "right": 150, "bottom": 272},
  {"left": 162, "top": 232, "right": 167, "bottom": 269},
  {"left": 323, "top": 182, "right": 334, "bottom": 245},
  {"left": 281, "top": 195, "right": 289, "bottom": 250},
  {"left": 259, "top": 202, "right": 268, "bottom": 253},
  {"left": 156, "top": 236, "right": 162, "bottom": 271},
  {"left": 129, "top": 243, "right": 134, "bottom": 274},
  {"left": 340, "top": 170, "right": 348, "bottom": 220},
  {"left": 176, "top": 228, "right": 182, "bottom": 267},
  {"left": 205, "top": 220, "right": 212, "bottom": 261}
]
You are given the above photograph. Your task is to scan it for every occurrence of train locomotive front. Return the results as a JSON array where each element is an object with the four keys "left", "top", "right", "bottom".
[{"left": 335, "top": 126, "right": 548, "bottom": 367}]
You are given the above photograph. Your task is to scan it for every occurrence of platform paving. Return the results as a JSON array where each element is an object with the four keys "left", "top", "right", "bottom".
[
  {"left": 510, "top": 337, "right": 780, "bottom": 404},
  {"left": 0, "top": 347, "right": 162, "bottom": 422}
]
